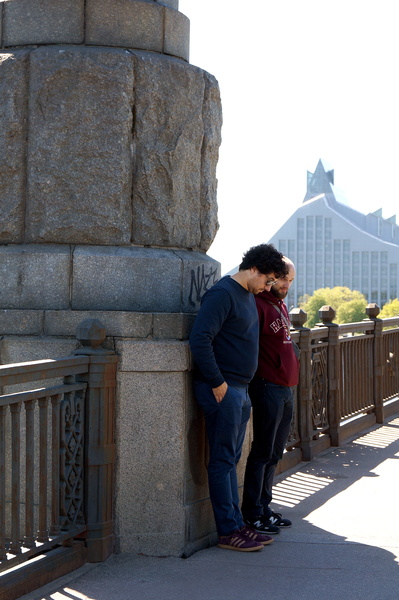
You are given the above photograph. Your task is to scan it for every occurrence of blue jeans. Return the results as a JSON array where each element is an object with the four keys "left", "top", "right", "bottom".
[
  {"left": 193, "top": 379, "right": 251, "bottom": 536},
  {"left": 242, "top": 378, "right": 294, "bottom": 521}
]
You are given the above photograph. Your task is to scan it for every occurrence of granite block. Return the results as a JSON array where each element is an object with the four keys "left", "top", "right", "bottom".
[
  {"left": 131, "top": 51, "right": 220, "bottom": 251},
  {"left": 25, "top": 47, "right": 134, "bottom": 245},
  {"left": 200, "top": 71, "right": 223, "bottom": 249},
  {"left": 0, "top": 336, "right": 77, "bottom": 365},
  {"left": 3, "top": 0, "right": 84, "bottom": 46},
  {"left": 0, "top": 310, "right": 44, "bottom": 336},
  {"left": 86, "top": 0, "right": 163, "bottom": 52},
  {"left": 0, "top": 245, "right": 71, "bottom": 310},
  {"left": 44, "top": 310, "right": 153, "bottom": 338},
  {"left": 71, "top": 246, "right": 182, "bottom": 312},
  {"left": 115, "top": 339, "right": 190, "bottom": 372},
  {"left": 152, "top": 313, "right": 195, "bottom": 340},
  {"left": 164, "top": 6, "right": 189, "bottom": 61},
  {"left": 0, "top": 50, "right": 29, "bottom": 243},
  {"left": 174, "top": 249, "right": 220, "bottom": 312},
  {"left": 185, "top": 376, "right": 209, "bottom": 504},
  {"left": 115, "top": 370, "right": 186, "bottom": 555}
]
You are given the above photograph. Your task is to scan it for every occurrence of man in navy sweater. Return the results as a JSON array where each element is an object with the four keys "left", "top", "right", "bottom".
[
  {"left": 189, "top": 244, "right": 287, "bottom": 552},
  {"left": 242, "top": 258, "right": 299, "bottom": 534}
]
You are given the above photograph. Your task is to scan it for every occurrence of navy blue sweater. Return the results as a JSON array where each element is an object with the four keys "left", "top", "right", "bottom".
[{"left": 189, "top": 276, "right": 259, "bottom": 388}]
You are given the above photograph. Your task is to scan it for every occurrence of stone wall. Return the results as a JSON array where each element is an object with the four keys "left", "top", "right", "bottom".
[{"left": 0, "top": 0, "right": 224, "bottom": 556}]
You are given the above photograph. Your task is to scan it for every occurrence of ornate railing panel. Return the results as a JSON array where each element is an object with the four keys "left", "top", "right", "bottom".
[
  {"left": 289, "top": 306, "right": 399, "bottom": 462},
  {"left": 0, "top": 319, "right": 118, "bottom": 599},
  {"left": 381, "top": 320, "right": 399, "bottom": 402},
  {"left": 311, "top": 343, "right": 329, "bottom": 433},
  {"left": 340, "top": 334, "right": 374, "bottom": 420},
  {"left": 0, "top": 371, "right": 88, "bottom": 570}
]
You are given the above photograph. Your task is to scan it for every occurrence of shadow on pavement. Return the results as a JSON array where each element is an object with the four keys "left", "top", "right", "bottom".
[{"left": 21, "top": 416, "right": 399, "bottom": 600}]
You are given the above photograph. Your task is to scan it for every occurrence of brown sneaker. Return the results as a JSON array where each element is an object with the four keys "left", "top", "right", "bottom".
[
  {"left": 218, "top": 529, "right": 263, "bottom": 552},
  {"left": 240, "top": 525, "right": 274, "bottom": 546}
]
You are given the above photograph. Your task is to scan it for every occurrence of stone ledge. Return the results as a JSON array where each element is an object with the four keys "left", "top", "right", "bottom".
[
  {"left": 0, "top": 309, "right": 196, "bottom": 339},
  {"left": 86, "top": 0, "right": 164, "bottom": 54},
  {"left": 164, "top": 7, "right": 189, "bottom": 60},
  {"left": 2, "top": 0, "right": 189, "bottom": 62},
  {"left": 0, "top": 245, "right": 220, "bottom": 313},
  {"left": 0, "top": 245, "right": 71, "bottom": 310},
  {"left": 0, "top": 336, "right": 78, "bottom": 366},
  {"left": 3, "top": 0, "right": 85, "bottom": 46},
  {"left": 0, "top": 310, "right": 44, "bottom": 336},
  {"left": 45, "top": 310, "right": 153, "bottom": 338}
]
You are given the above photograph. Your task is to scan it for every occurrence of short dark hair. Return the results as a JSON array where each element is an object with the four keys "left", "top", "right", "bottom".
[{"left": 239, "top": 244, "right": 288, "bottom": 278}]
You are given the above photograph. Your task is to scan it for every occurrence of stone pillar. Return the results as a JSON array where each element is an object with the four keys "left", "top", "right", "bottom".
[{"left": 0, "top": 0, "right": 222, "bottom": 556}]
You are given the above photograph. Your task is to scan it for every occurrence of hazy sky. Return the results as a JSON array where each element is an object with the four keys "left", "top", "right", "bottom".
[{"left": 179, "top": 0, "right": 399, "bottom": 273}]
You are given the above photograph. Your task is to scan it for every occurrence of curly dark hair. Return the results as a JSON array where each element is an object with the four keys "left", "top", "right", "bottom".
[{"left": 239, "top": 244, "right": 288, "bottom": 278}]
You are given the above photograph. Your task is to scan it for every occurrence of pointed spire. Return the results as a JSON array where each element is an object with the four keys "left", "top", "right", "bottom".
[{"left": 304, "top": 159, "right": 334, "bottom": 202}]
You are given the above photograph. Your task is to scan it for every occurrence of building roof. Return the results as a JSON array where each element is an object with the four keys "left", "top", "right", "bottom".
[{"left": 303, "top": 160, "right": 399, "bottom": 246}]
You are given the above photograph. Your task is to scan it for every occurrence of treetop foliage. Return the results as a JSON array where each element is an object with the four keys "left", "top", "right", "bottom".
[
  {"left": 299, "top": 286, "right": 399, "bottom": 327},
  {"left": 379, "top": 298, "right": 399, "bottom": 318},
  {"left": 299, "top": 286, "right": 367, "bottom": 328}
]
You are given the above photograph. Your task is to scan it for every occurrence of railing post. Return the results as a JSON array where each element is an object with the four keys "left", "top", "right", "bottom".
[
  {"left": 290, "top": 308, "right": 314, "bottom": 460},
  {"left": 365, "top": 303, "right": 384, "bottom": 423},
  {"left": 74, "top": 319, "right": 118, "bottom": 562},
  {"left": 318, "top": 306, "right": 341, "bottom": 446}
]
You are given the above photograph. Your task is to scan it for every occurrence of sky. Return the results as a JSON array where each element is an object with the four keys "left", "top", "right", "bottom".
[{"left": 179, "top": 0, "right": 399, "bottom": 274}]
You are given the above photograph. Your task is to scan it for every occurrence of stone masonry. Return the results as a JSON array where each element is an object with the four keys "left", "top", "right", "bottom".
[{"left": 0, "top": 0, "right": 223, "bottom": 556}]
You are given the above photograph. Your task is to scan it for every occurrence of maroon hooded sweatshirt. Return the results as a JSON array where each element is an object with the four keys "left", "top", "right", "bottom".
[{"left": 254, "top": 290, "right": 300, "bottom": 387}]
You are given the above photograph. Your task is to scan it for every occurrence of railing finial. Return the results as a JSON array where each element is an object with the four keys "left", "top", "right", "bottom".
[
  {"left": 75, "top": 319, "right": 109, "bottom": 355},
  {"left": 366, "top": 303, "right": 381, "bottom": 319},
  {"left": 318, "top": 305, "right": 336, "bottom": 325},
  {"left": 289, "top": 308, "right": 308, "bottom": 328}
]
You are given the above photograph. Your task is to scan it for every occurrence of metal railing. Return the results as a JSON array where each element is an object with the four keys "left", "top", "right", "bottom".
[
  {"left": 0, "top": 319, "right": 118, "bottom": 600},
  {"left": 287, "top": 303, "right": 399, "bottom": 462}
]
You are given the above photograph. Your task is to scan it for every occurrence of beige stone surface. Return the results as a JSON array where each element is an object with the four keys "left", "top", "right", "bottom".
[
  {"left": 0, "top": 50, "right": 29, "bottom": 243},
  {"left": 25, "top": 47, "right": 134, "bottom": 245}
]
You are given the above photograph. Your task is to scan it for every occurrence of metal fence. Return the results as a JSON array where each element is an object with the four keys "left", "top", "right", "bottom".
[
  {"left": 0, "top": 320, "right": 118, "bottom": 600},
  {"left": 286, "top": 304, "right": 399, "bottom": 464}
]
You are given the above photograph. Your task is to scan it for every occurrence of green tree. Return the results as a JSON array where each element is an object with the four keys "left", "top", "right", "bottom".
[
  {"left": 299, "top": 287, "right": 367, "bottom": 327},
  {"left": 379, "top": 298, "right": 399, "bottom": 318},
  {"left": 336, "top": 299, "right": 368, "bottom": 324}
]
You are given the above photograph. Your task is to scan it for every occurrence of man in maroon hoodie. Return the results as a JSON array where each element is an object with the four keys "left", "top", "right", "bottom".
[{"left": 241, "top": 257, "right": 299, "bottom": 534}]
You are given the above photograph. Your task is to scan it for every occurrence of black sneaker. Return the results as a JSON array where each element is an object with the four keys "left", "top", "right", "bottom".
[
  {"left": 267, "top": 511, "right": 292, "bottom": 528},
  {"left": 245, "top": 517, "right": 280, "bottom": 535}
]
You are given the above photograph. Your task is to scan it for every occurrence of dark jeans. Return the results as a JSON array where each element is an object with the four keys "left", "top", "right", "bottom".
[
  {"left": 242, "top": 378, "right": 294, "bottom": 521},
  {"left": 193, "top": 379, "right": 251, "bottom": 536}
]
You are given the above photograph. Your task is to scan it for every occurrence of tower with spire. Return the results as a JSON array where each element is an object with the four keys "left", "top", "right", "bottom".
[{"left": 267, "top": 160, "right": 399, "bottom": 308}]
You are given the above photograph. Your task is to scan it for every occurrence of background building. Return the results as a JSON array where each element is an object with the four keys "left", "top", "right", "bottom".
[{"left": 268, "top": 160, "right": 399, "bottom": 310}]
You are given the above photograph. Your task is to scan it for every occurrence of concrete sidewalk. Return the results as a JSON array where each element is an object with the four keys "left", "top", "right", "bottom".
[{"left": 21, "top": 415, "right": 399, "bottom": 600}]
